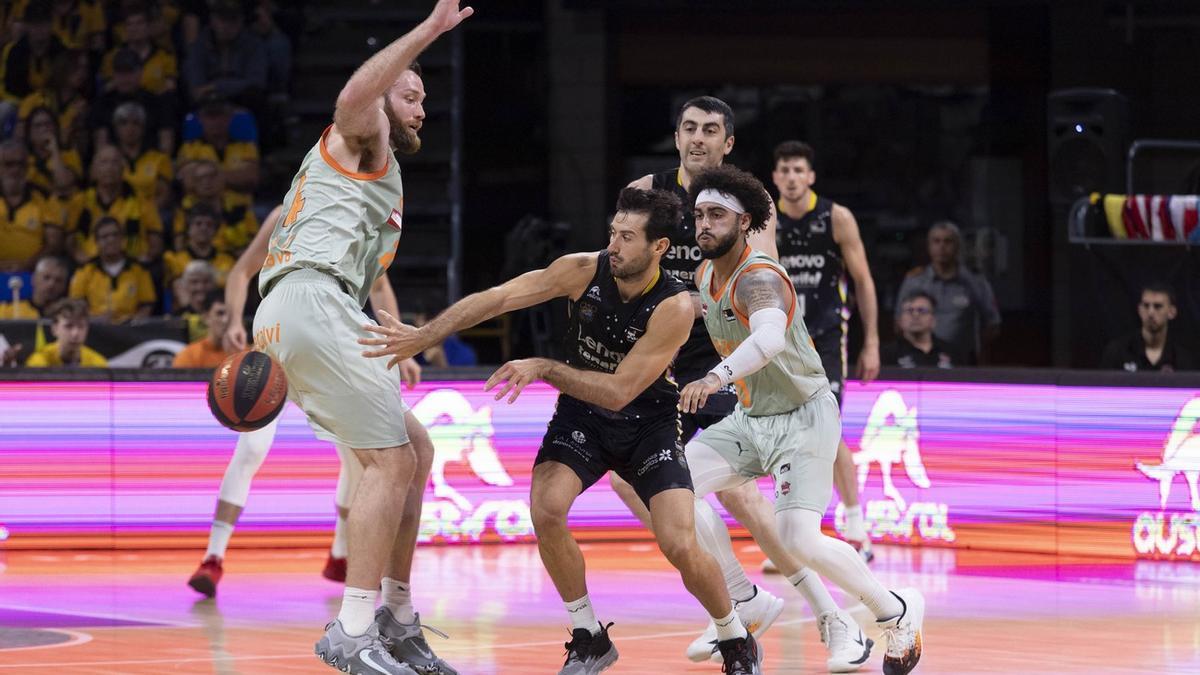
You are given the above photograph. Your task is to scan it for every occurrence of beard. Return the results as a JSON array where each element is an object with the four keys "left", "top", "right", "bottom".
[
  {"left": 385, "top": 105, "right": 421, "bottom": 155},
  {"left": 698, "top": 229, "right": 740, "bottom": 260},
  {"left": 611, "top": 251, "right": 652, "bottom": 280}
]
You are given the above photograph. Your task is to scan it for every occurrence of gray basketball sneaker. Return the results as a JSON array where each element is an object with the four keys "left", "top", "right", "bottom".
[
  {"left": 314, "top": 619, "right": 418, "bottom": 674},
  {"left": 375, "top": 607, "right": 459, "bottom": 675}
]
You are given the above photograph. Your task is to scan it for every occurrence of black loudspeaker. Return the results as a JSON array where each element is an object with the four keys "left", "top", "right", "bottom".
[{"left": 1047, "top": 88, "right": 1129, "bottom": 205}]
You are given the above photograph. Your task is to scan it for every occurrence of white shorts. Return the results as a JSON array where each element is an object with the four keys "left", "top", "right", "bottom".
[{"left": 254, "top": 269, "right": 410, "bottom": 449}]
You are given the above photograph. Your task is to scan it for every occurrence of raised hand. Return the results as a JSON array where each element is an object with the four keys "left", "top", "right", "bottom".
[
  {"left": 359, "top": 310, "right": 427, "bottom": 368},
  {"left": 484, "top": 358, "right": 549, "bottom": 404},
  {"left": 679, "top": 373, "right": 722, "bottom": 414},
  {"left": 424, "top": 0, "right": 474, "bottom": 35}
]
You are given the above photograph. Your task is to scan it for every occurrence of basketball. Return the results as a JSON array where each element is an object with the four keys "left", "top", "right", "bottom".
[{"left": 207, "top": 351, "right": 288, "bottom": 432}]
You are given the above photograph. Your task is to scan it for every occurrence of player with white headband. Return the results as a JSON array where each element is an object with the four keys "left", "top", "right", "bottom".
[{"left": 681, "top": 164, "right": 926, "bottom": 675}]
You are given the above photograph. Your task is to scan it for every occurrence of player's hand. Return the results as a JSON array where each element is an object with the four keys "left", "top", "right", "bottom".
[
  {"left": 424, "top": 0, "right": 473, "bottom": 35},
  {"left": 1, "top": 342, "right": 22, "bottom": 367},
  {"left": 359, "top": 310, "right": 427, "bottom": 367},
  {"left": 679, "top": 373, "right": 722, "bottom": 414},
  {"left": 223, "top": 323, "right": 248, "bottom": 353},
  {"left": 857, "top": 343, "right": 881, "bottom": 384},
  {"left": 398, "top": 357, "right": 422, "bottom": 390},
  {"left": 484, "top": 358, "right": 548, "bottom": 404}
]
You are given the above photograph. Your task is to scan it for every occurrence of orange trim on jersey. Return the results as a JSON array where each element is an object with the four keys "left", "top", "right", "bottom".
[
  {"left": 709, "top": 246, "right": 752, "bottom": 299},
  {"left": 696, "top": 260, "right": 711, "bottom": 296},
  {"left": 318, "top": 125, "right": 390, "bottom": 181},
  {"left": 730, "top": 262, "right": 798, "bottom": 328}
]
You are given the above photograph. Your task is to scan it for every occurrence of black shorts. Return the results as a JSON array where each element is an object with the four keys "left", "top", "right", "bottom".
[
  {"left": 535, "top": 397, "right": 693, "bottom": 506},
  {"left": 674, "top": 365, "right": 738, "bottom": 442},
  {"left": 813, "top": 328, "right": 847, "bottom": 408}
]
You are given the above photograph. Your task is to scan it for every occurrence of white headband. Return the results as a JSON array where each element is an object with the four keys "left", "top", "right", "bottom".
[{"left": 695, "top": 188, "right": 745, "bottom": 214}]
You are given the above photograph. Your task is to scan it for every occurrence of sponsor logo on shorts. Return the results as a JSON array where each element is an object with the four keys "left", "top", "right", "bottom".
[
  {"left": 780, "top": 463, "right": 790, "bottom": 474},
  {"left": 779, "top": 481, "right": 791, "bottom": 496},
  {"left": 637, "top": 448, "right": 676, "bottom": 477},
  {"left": 253, "top": 322, "right": 282, "bottom": 350},
  {"left": 572, "top": 430, "right": 586, "bottom": 445}
]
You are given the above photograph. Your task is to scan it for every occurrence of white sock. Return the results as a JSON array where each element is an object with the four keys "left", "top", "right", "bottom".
[
  {"left": 693, "top": 499, "right": 756, "bottom": 602},
  {"left": 205, "top": 521, "right": 234, "bottom": 559},
  {"left": 844, "top": 504, "right": 865, "bottom": 538},
  {"left": 713, "top": 610, "right": 748, "bottom": 642},
  {"left": 337, "top": 587, "right": 378, "bottom": 636},
  {"left": 381, "top": 577, "right": 414, "bottom": 623},
  {"left": 564, "top": 594, "right": 600, "bottom": 635},
  {"left": 331, "top": 510, "right": 349, "bottom": 559},
  {"left": 787, "top": 568, "right": 838, "bottom": 616}
]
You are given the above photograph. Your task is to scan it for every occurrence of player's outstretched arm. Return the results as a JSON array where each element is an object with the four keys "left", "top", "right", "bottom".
[
  {"left": 680, "top": 267, "right": 793, "bottom": 413},
  {"left": 360, "top": 251, "right": 597, "bottom": 366},
  {"left": 485, "top": 292, "right": 692, "bottom": 408},
  {"left": 222, "top": 205, "right": 282, "bottom": 352},
  {"left": 334, "top": 0, "right": 472, "bottom": 146}
]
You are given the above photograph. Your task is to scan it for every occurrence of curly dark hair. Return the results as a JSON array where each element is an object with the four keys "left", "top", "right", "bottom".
[
  {"left": 614, "top": 187, "right": 683, "bottom": 242},
  {"left": 687, "top": 165, "right": 772, "bottom": 233}
]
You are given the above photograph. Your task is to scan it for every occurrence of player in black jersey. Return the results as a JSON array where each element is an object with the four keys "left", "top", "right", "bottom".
[{"left": 361, "top": 187, "right": 763, "bottom": 675}]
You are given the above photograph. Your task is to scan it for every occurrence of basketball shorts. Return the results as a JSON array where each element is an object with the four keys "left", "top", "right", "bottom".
[
  {"left": 536, "top": 396, "right": 692, "bottom": 506},
  {"left": 254, "top": 269, "right": 410, "bottom": 449},
  {"left": 695, "top": 389, "right": 841, "bottom": 513},
  {"left": 813, "top": 327, "right": 848, "bottom": 407}
]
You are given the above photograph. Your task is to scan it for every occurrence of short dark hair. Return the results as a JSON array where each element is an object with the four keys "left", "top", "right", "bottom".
[
  {"left": 901, "top": 290, "right": 937, "bottom": 310},
  {"left": 94, "top": 216, "right": 122, "bottom": 237},
  {"left": 201, "top": 290, "right": 226, "bottom": 313},
  {"left": 687, "top": 165, "right": 773, "bottom": 233},
  {"left": 1141, "top": 281, "right": 1176, "bottom": 306},
  {"left": 187, "top": 202, "right": 221, "bottom": 224},
  {"left": 407, "top": 60, "right": 422, "bottom": 77},
  {"left": 614, "top": 187, "right": 682, "bottom": 242},
  {"left": 676, "top": 96, "right": 735, "bottom": 137},
  {"left": 773, "top": 140, "right": 815, "bottom": 168},
  {"left": 45, "top": 298, "right": 89, "bottom": 323}
]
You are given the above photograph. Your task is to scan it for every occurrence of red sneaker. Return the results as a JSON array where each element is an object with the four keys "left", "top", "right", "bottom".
[
  {"left": 187, "top": 555, "right": 224, "bottom": 597},
  {"left": 322, "top": 554, "right": 347, "bottom": 582}
]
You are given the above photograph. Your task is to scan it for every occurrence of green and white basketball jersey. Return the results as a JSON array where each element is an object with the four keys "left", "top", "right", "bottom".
[
  {"left": 697, "top": 247, "right": 829, "bottom": 416},
  {"left": 259, "top": 126, "right": 404, "bottom": 307}
]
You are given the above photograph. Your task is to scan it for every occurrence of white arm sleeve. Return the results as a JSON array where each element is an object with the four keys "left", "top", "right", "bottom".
[{"left": 708, "top": 307, "right": 788, "bottom": 386}]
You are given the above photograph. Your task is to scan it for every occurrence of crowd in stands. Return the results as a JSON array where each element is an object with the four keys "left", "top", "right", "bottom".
[{"left": 0, "top": 0, "right": 292, "bottom": 366}]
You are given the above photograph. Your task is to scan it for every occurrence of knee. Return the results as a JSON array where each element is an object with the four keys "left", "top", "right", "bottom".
[
  {"left": 530, "top": 498, "right": 570, "bottom": 533},
  {"left": 407, "top": 427, "right": 434, "bottom": 478},
  {"left": 656, "top": 528, "right": 699, "bottom": 567}
]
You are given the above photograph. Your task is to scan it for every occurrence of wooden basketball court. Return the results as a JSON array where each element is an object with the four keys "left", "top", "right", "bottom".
[{"left": 0, "top": 541, "right": 1195, "bottom": 673}]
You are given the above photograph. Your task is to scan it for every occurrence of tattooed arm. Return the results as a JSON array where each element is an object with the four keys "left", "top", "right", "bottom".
[{"left": 679, "top": 267, "right": 794, "bottom": 413}]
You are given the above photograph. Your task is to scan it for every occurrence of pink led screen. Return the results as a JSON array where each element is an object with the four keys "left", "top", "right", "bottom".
[{"left": 0, "top": 378, "right": 1197, "bottom": 560}]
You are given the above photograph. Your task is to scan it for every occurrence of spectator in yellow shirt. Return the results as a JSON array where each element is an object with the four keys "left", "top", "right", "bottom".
[
  {"left": 24, "top": 105, "right": 81, "bottom": 198},
  {"left": 25, "top": 297, "right": 108, "bottom": 367},
  {"left": 50, "top": 0, "right": 107, "bottom": 52},
  {"left": 65, "top": 145, "right": 164, "bottom": 265},
  {"left": 68, "top": 216, "right": 156, "bottom": 323},
  {"left": 17, "top": 49, "right": 90, "bottom": 153},
  {"left": 173, "top": 259, "right": 218, "bottom": 341},
  {"left": 0, "top": 255, "right": 69, "bottom": 319},
  {"left": 0, "top": 4, "right": 65, "bottom": 103},
  {"left": 176, "top": 96, "right": 259, "bottom": 196},
  {"left": 112, "top": 101, "right": 172, "bottom": 209},
  {"left": 99, "top": 4, "right": 176, "bottom": 96},
  {"left": 170, "top": 159, "right": 256, "bottom": 254},
  {"left": 0, "top": 140, "right": 64, "bottom": 273},
  {"left": 165, "top": 202, "right": 235, "bottom": 288},
  {"left": 173, "top": 290, "right": 234, "bottom": 368}
]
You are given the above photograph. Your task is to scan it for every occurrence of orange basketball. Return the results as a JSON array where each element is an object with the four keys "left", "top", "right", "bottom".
[{"left": 207, "top": 351, "right": 288, "bottom": 432}]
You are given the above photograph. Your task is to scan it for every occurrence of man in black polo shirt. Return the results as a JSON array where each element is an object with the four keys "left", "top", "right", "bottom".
[
  {"left": 882, "top": 291, "right": 955, "bottom": 368},
  {"left": 1100, "top": 282, "right": 1196, "bottom": 372}
]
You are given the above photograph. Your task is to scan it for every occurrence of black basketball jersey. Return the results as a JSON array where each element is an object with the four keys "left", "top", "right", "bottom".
[
  {"left": 650, "top": 168, "right": 720, "bottom": 372},
  {"left": 775, "top": 194, "right": 849, "bottom": 338},
  {"left": 563, "top": 251, "right": 687, "bottom": 419}
]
